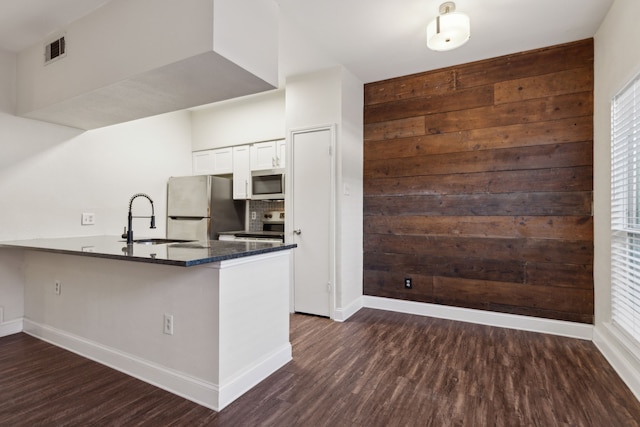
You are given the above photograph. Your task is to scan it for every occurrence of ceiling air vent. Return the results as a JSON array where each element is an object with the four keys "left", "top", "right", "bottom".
[{"left": 45, "top": 36, "right": 66, "bottom": 64}]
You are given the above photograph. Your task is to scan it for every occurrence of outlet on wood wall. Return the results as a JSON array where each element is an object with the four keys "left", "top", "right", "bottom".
[{"left": 363, "top": 39, "right": 594, "bottom": 324}]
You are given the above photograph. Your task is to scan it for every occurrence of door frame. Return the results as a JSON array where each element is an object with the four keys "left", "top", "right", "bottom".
[{"left": 286, "top": 124, "right": 337, "bottom": 319}]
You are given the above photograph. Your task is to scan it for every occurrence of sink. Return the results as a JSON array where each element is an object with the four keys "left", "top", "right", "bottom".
[{"left": 128, "top": 238, "right": 193, "bottom": 245}]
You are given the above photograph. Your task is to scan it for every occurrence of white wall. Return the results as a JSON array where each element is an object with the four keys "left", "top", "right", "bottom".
[
  {"left": 0, "top": 112, "right": 192, "bottom": 240},
  {"left": 285, "top": 66, "right": 364, "bottom": 320},
  {"left": 286, "top": 67, "right": 341, "bottom": 130},
  {"left": 0, "top": 111, "right": 193, "bottom": 330},
  {"left": 593, "top": 0, "right": 640, "bottom": 400},
  {"left": 191, "top": 89, "right": 285, "bottom": 150},
  {"left": 213, "top": 0, "right": 279, "bottom": 88},
  {"left": 0, "top": 249, "right": 24, "bottom": 330},
  {"left": 0, "top": 49, "right": 15, "bottom": 114},
  {"left": 337, "top": 68, "right": 364, "bottom": 315},
  {"left": 276, "top": 4, "right": 339, "bottom": 87}
]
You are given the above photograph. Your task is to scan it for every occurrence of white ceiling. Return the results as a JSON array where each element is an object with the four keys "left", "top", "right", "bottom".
[
  {"left": 275, "top": 0, "right": 614, "bottom": 83},
  {"left": 0, "top": 0, "right": 614, "bottom": 84}
]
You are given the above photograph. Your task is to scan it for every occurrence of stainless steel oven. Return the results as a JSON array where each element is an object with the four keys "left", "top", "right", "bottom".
[{"left": 218, "top": 210, "right": 285, "bottom": 243}]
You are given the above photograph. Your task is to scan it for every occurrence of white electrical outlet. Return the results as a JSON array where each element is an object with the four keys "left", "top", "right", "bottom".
[
  {"left": 81, "top": 212, "right": 96, "bottom": 225},
  {"left": 81, "top": 212, "right": 95, "bottom": 225},
  {"left": 163, "top": 314, "right": 174, "bottom": 335},
  {"left": 54, "top": 280, "right": 61, "bottom": 295},
  {"left": 251, "top": 211, "right": 257, "bottom": 220}
]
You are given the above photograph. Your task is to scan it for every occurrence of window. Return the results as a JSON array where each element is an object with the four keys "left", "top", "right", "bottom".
[{"left": 612, "top": 73, "right": 640, "bottom": 345}]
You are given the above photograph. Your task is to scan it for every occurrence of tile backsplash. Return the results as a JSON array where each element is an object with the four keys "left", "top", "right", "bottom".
[{"left": 248, "top": 200, "right": 285, "bottom": 231}]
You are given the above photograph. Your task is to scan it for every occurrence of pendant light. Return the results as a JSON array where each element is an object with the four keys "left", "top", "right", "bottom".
[{"left": 426, "top": 2, "right": 470, "bottom": 51}]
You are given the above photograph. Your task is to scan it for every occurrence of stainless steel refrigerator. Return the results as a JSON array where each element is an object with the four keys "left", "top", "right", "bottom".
[{"left": 166, "top": 175, "right": 245, "bottom": 241}]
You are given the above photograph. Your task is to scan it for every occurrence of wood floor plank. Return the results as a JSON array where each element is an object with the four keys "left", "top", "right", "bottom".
[{"left": 1, "top": 309, "right": 639, "bottom": 426}]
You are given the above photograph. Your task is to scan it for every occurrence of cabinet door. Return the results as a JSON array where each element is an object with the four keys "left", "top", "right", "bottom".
[
  {"left": 192, "top": 148, "right": 233, "bottom": 175},
  {"left": 276, "top": 139, "right": 286, "bottom": 168},
  {"left": 192, "top": 150, "right": 215, "bottom": 175},
  {"left": 251, "top": 141, "right": 277, "bottom": 170},
  {"left": 233, "top": 145, "right": 251, "bottom": 199},
  {"left": 211, "top": 147, "right": 233, "bottom": 174}
]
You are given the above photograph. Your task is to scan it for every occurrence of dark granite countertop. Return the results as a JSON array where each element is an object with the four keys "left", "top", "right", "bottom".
[{"left": 0, "top": 236, "right": 296, "bottom": 267}]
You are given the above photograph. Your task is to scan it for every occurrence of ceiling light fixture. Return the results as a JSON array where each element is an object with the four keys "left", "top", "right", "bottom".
[{"left": 426, "top": 1, "right": 470, "bottom": 52}]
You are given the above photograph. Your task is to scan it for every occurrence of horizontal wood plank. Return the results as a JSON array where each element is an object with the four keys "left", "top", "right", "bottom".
[
  {"left": 494, "top": 67, "right": 594, "bottom": 105},
  {"left": 364, "top": 235, "right": 592, "bottom": 264},
  {"left": 455, "top": 39, "right": 594, "bottom": 92},
  {"left": 363, "top": 192, "right": 593, "bottom": 217},
  {"left": 364, "top": 116, "right": 425, "bottom": 142},
  {"left": 364, "top": 215, "right": 593, "bottom": 240},
  {"left": 364, "top": 116, "right": 593, "bottom": 161},
  {"left": 364, "top": 85, "right": 494, "bottom": 124},
  {"left": 364, "top": 253, "right": 526, "bottom": 284},
  {"left": 432, "top": 276, "right": 594, "bottom": 315},
  {"left": 423, "top": 92, "right": 593, "bottom": 135},
  {"left": 365, "top": 69, "right": 456, "bottom": 106},
  {"left": 363, "top": 270, "right": 434, "bottom": 303},
  {"left": 364, "top": 141, "right": 593, "bottom": 179},
  {"left": 364, "top": 166, "right": 593, "bottom": 196},
  {"left": 525, "top": 262, "right": 593, "bottom": 289},
  {"left": 516, "top": 215, "right": 593, "bottom": 240}
]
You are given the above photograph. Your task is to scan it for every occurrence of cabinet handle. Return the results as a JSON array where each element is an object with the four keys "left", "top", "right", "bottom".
[
  {"left": 293, "top": 228, "right": 302, "bottom": 235},
  {"left": 245, "top": 180, "right": 249, "bottom": 198}
]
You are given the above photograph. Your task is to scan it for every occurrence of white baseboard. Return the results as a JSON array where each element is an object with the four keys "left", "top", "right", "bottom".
[
  {"left": 218, "top": 343, "right": 292, "bottom": 410},
  {"left": 0, "top": 317, "right": 23, "bottom": 337},
  {"left": 23, "top": 319, "right": 290, "bottom": 411},
  {"left": 333, "top": 297, "right": 364, "bottom": 322},
  {"left": 593, "top": 324, "right": 640, "bottom": 402},
  {"left": 363, "top": 296, "right": 593, "bottom": 340},
  {"left": 23, "top": 319, "right": 219, "bottom": 409}
]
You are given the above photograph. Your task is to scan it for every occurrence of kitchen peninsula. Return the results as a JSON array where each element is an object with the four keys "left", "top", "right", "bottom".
[{"left": 0, "top": 236, "right": 296, "bottom": 411}]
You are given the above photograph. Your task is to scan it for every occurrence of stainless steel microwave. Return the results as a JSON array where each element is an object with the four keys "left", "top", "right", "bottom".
[{"left": 251, "top": 169, "right": 285, "bottom": 200}]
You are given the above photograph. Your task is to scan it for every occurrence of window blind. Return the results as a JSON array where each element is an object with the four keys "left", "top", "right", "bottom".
[{"left": 612, "top": 73, "right": 640, "bottom": 345}]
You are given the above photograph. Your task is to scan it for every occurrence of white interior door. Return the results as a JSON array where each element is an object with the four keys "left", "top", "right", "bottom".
[{"left": 291, "top": 127, "right": 334, "bottom": 317}]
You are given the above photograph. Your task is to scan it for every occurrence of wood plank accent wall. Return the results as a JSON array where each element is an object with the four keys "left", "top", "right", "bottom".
[{"left": 363, "top": 39, "right": 594, "bottom": 324}]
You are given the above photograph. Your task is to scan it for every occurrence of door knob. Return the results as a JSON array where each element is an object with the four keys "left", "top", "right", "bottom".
[{"left": 293, "top": 228, "right": 302, "bottom": 235}]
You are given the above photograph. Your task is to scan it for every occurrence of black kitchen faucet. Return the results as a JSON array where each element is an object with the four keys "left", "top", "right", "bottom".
[{"left": 123, "top": 193, "right": 156, "bottom": 244}]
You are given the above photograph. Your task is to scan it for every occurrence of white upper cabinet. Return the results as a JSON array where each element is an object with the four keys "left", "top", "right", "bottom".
[
  {"left": 251, "top": 139, "right": 285, "bottom": 170},
  {"left": 232, "top": 145, "right": 252, "bottom": 199},
  {"left": 251, "top": 141, "right": 277, "bottom": 170},
  {"left": 277, "top": 139, "right": 286, "bottom": 168},
  {"left": 192, "top": 148, "right": 233, "bottom": 175},
  {"left": 192, "top": 151, "right": 214, "bottom": 175},
  {"left": 210, "top": 147, "right": 234, "bottom": 174}
]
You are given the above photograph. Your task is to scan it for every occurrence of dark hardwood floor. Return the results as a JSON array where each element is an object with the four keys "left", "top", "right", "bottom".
[{"left": 1, "top": 308, "right": 639, "bottom": 426}]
